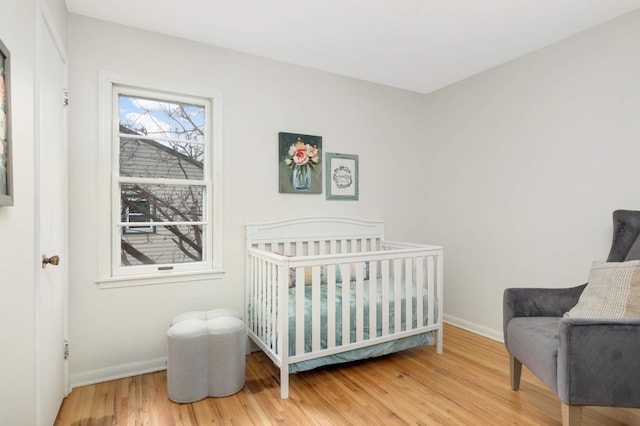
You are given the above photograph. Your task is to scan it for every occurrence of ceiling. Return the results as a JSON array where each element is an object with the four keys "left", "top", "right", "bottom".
[{"left": 64, "top": 0, "right": 640, "bottom": 94}]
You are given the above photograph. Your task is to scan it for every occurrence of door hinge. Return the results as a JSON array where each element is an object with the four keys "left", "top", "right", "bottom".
[
  {"left": 64, "top": 340, "right": 70, "bottom": 360},
  {"left": 63, "top": 89, "right": 69, "bottom": 107}
]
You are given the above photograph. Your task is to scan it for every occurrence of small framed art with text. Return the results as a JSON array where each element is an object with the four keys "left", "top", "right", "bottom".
[{"left": 326, "top": 153, "right": 358, "bottom": 201}]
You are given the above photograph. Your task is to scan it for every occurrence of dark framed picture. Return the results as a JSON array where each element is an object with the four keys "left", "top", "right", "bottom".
[
  {"left": 0, "top": 38, "right": 13, "bottom": 206},
  {"left": 278, "top": 132, "right": 322, "bottom": 194},
  {"left": 326, "top": 153, "right": 358, "bottom": 200}
]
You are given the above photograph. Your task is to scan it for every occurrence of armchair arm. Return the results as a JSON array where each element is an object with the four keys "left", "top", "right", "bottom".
[
  {"left": 503, "top": 284, "right": 586, "bottom": 347},
  {"left": 557, "top": 318, "right": 640, "bottom": 407}
]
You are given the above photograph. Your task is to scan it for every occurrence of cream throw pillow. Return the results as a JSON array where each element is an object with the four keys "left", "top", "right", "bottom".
[{"left": 565, "top": 260, "right": 640, "bottom": 319}]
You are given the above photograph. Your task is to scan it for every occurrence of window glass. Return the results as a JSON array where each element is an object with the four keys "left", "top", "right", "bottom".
[
  {"left": 118, "top": 95, "right": 204, "bottom": 142},
  {"left": 121, "top": 225, "right": 204, "bottom": 266},
  {"left": 119, "top": 183, "right": 204, "bottom": 223},
  {"left": 119, "top": 137, "right": 204, "bottom": 180},
  {"left": 114, "top": 87, "right": 212, "bottom": 274}
]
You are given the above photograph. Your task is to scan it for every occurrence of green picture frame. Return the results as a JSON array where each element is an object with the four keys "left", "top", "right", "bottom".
[{"left": 326, "top": 153, "right": 358, "bottom": 201}]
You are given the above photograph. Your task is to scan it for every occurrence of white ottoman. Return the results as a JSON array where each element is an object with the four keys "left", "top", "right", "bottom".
[
  {"left": 170, "top": 308, "right": 243, "bottom": 326},
  {"left": 167, "top": 319, "right": 209, "bottom": 403},
  {"left": 207, "top": 317, "right": 246, "bottom": 397},
  {"left": 167, "top": 311, "right": 246, "bottom": 403}
]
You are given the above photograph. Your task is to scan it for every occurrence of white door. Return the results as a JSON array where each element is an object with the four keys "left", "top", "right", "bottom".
[{"left": 36, "top": 12, "right": 68, "bottom": 426}]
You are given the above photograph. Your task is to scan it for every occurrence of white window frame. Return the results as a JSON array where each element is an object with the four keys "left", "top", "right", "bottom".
[{"left": 96, "top": 72, "right": 224, "bottom": 288}]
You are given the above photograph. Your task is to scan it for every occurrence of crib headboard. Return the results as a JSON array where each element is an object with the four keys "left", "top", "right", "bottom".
[{"left": 246, "top": 217, "right": 384, "bottom": 254}]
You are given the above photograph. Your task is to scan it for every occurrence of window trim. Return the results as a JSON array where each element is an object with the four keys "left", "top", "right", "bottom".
[
  {"left": 97, "top": 71, "right": 224, "bottom": 287},
  {"left": 112, "top": 86, "right": 212, "bottom": 277}
]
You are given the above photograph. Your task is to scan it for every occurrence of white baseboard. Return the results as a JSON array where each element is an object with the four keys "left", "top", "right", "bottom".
[
  {"left": 69, "top": 357, "right": 167, "bottom": 391},
  {"left": 443, "top": 314, "right": 504, "bottom": 343}
]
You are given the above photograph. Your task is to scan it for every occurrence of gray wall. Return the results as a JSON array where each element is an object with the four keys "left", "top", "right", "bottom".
[
  {"left": 67, "top": 14, "right": 428, "bottom": 386},
  {"left": 423, "top": 9, "right": 640, "bottom": 339}
]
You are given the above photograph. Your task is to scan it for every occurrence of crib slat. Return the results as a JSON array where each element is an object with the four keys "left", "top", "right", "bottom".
[
  {"left": 355, "top": 263, "right": 364, "bottom": 342},
  {"left": 295, "top": 267, "right": 305, "bottom": 355},
  {"left": 436, "top": 251, "right": 444, "bottom": 354},
  {"left": 278, "top": 264, "right": 287, "bottom": 360},
  {"left": 272, "top": 261, "right": 278, "bottom": 348},
  {"left": 264, "top": 259, "right": 269, "bottom": 342},
  {"left": 254, "top": 257, "right": 260, "bottom": 340},
  {"left": 381, "top": 259, "right": 390, "bottom": 336},
  {"left": 394, "top": 258, "right": 402, "bottom": 334},
  {"left": 258, "top": 258, "right": 264, "bottom": 342},
  {"left": 265, "top": 260, "right": 271, "bottom": 345},
  {"left": 250, "top": 256, "right": 256, "bottom": 335},
  {"left": 327, "top": 265, "right": 337, "bottom": 348},
  {"left": 416, "top": 257, "right": 425, "bottom": 328},
  {"left": 258, "top": 258, "right": 263, "bottom": 345},
  {"left": 263, "top": 259, "right": 270, "bottom": 342},
  {"left": 312, "top": 266, "right": 321, "bottom": 352},
  {"left": 274, "top": 263, "right": 280, "bottom": 351},
  {"left": 267, "top": 264, "right": 278, "bottom": 350},
  {"left": 427, "top": 255, "right": 435, "bottom": 326},
  {"left": 405, "top": 257, "right": 413, "bottom": 331},
  {"left": 369, "top": 260, "right": 378, "bottom": 339},
  {"left": 341, "top": 262, "right": 350, "bottom": 345}
]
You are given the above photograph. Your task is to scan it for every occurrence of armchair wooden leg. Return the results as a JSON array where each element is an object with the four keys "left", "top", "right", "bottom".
[
  {"left": 561, "top": 403, "right": 582, "bottom": 426},
  {"left": 509, "top": 354, "right": 522, "bottom": 390}
]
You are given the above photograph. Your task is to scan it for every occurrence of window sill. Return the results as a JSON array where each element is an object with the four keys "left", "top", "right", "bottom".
[{"left": 95, "top": 269, "right": 225, "bottom": 289}]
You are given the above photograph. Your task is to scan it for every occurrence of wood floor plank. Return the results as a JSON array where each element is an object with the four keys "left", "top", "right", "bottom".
[{"left": 55, "top": 324, "right": 640, "bottom": 425}]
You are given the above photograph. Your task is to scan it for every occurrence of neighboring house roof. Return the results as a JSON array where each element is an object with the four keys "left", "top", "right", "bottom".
[{"left": 119, "top": 124, "right": 203, "bottom": 170}]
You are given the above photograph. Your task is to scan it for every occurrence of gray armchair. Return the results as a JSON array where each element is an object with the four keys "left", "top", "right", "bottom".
[{"left": 503, "top": 210, "right": 640, "bottom": 426}]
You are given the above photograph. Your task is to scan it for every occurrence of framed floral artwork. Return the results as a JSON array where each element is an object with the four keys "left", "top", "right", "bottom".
[
  {"left": 326, "top": 153, "right": 358, "bottom": 201},
  {"left": 0, "top": 37, "right": 12, "bottom": 206},
  {"left": 279, "top": 132, "right": 322, "bottom": 194}
]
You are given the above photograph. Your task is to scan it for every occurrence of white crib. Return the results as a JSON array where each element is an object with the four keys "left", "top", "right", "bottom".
[{"left": 245, "top": 217, "right": 443, "bottom": 399}]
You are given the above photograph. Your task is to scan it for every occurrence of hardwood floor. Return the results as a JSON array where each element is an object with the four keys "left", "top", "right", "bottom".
[{"left": 55, "top": 324, "right": 640, "bottom": 425}]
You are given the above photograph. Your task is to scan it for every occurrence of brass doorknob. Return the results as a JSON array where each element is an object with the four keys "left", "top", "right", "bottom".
[{"left": 42, "top": 254, "right": 60, "bottom": 269}]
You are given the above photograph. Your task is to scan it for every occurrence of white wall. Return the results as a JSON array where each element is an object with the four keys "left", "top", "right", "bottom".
[
  {"left": 66, "top": 15, "right": 428, "bottom": 386},
  {"left": 0, "top": 0, "right": 36, "bottom": 422},
  {"left": 423, "top": 10, "right": 640, "bottom": 340}
]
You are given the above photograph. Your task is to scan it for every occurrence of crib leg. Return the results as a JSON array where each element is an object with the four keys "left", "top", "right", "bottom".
[
  {"left": 280, "top": 364, "right": 289, "bottom": 399},
  {"left": 436, "top": 325, "right": 443, "bottom": 354}
]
